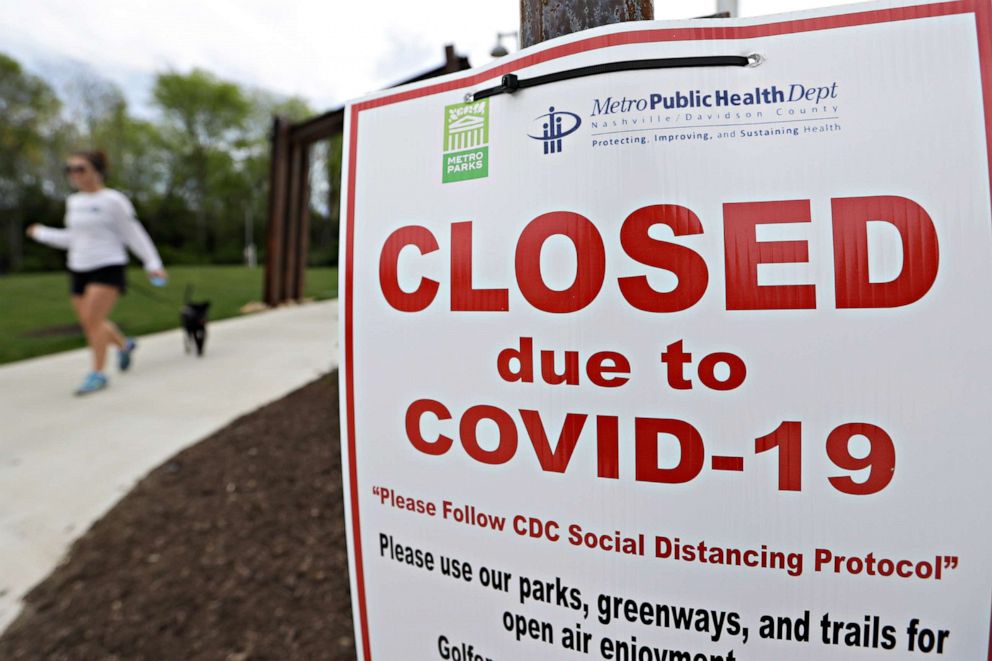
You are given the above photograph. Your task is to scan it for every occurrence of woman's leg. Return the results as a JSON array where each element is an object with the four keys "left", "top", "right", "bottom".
[
  {"left": 78, "top": 284, "right": 120, "bottom": 373},
  {"left": 71, "top": 295, "right": 85, "bottom": 327},
  {"left": 104, "top": 320, "right": 126, "bottom": 349}
]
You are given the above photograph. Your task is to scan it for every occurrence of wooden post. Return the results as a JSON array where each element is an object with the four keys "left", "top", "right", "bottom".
[
  {"left": 291, "top": 144, "right": 312, "bottom": 300},
  {"left": 520, "top": 0, "right": 653, "bottom": 48},
  {"left": 264, "top": 48, "right": 473, "bottom": 305},
  {"left": 283, "top": 143, "right": 308, "bottom": 302},
  {"left": 265, "top": 116, "right": 291, "bottom": 306}
]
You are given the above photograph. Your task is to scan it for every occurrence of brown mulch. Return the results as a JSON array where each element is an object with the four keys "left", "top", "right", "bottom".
[{"left": 0, "top": 373, "right": 355, "bottom": 661}]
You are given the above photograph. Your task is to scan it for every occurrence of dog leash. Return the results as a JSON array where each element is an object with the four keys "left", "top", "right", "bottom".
[{"left": 128, "top": 279, "right": 179, "bottom": 307}]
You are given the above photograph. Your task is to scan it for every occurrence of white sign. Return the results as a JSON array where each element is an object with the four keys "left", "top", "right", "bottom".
[{"left": 340, "top": 2, "right": 992, "bottom": 659}]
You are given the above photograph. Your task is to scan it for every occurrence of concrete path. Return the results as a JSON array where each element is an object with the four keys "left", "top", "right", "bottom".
[{"left": 0, "top": 300, "right": 339, "bottom": 633}]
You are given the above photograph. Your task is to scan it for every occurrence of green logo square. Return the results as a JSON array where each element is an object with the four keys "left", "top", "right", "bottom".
[
  {"left": 443, "top": 146, "right": 489, "bottom": 183},
  {"left": 443, "top": 99, "right": 489, "bottom": 183}
]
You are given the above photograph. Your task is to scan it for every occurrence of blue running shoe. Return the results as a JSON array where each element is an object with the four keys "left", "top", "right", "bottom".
[
  {"left": 75, "top": 371, "right": 108, "bottom": 396},
  {"left": 118, "top": 338, "right": 137, "bottom": 372}
]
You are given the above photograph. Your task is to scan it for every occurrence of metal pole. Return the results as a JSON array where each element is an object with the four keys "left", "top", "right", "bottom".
[
  {"left": 244, "top": 204, "right": 257, "bottom": 269},
  {"left": 717, "top": 0, "right": 738, "bottom": 17},
  {"left": 520, "top": 0, "right": 653, "bottom": 48}
]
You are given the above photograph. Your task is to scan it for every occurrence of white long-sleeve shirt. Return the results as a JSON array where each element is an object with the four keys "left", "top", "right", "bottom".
[{"left": 32, "top": 188, "right": 163, "bottom": 272}]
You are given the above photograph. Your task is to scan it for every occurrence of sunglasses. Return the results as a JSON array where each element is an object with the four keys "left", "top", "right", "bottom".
[{"left": 63, "top": 164, "right": 88, "bottom": 175}]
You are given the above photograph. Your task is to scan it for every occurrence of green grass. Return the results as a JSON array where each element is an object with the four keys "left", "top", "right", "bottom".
[{"left": 0, "top": 266, "right": 337, "bottom": 365}]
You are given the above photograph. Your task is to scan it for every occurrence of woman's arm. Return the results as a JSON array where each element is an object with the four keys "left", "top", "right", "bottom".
[
  {"left": 110, "top": 195, "right": 164, "bottom": 273},
  {"left": 27, "top": 224, "right": 71, "bottom": 250}
]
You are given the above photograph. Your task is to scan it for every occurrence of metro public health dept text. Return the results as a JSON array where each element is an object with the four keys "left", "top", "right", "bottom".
[{"left": 590, "top": 83, "right": 839, "bottom": 114}]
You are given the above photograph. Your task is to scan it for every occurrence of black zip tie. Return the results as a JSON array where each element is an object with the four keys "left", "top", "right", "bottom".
[{"left": 470, "top": 54, "right": 762, "bottom": 102}]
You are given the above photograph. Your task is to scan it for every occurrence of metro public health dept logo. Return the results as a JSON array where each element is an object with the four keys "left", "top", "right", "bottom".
[
  {"left": 529, "top": 106, "right": 582, "bottom": 155},
  {"left": 442, "top": 99, "right": 489, "bottom": 183}
]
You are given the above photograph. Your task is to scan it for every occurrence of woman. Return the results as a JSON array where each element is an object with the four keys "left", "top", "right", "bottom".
[{"left": 27, "top": 150, "right": 167, "bottom": 395}]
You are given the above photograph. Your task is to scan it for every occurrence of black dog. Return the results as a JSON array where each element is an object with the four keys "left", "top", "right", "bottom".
[{"left": 181, "top": 285, "right": 210, "bottom": 356}]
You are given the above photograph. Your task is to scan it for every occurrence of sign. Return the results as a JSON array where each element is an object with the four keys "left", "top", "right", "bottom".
[{"left": 340, "top": 2, "right": 992, "bottom": 659}]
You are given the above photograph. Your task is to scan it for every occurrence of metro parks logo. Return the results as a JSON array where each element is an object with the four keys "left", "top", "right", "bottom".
[{"left": 442, "top": 99, "right": 489, "bottom": 183}]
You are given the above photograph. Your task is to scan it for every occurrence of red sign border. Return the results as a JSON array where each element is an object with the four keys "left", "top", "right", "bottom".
[{"left": 342, "top": 3, "right": 992, "bottom": 659}]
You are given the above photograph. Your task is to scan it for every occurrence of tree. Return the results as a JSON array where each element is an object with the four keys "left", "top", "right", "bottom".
[
  {"left": 244, "top": 90, "right": 315, "bottom": 263},
  {"left": 1, "top": 57, "right": 324, "bottom": 272},
  {"left": 153, "top": 69, "right": 251, "bottom": 255},
  {"left": 0, "top": 53, "right": 62, "bottom": 272}
]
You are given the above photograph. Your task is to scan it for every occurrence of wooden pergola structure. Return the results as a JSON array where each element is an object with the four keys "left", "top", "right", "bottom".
[
  {"left": 264, "top": 45, "right": 471, "bottom": 306},
  {"left": 265, "top": 4, "right": 737, "bottom": 306}
]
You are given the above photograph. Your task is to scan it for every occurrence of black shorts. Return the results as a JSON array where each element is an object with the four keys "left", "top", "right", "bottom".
[{"left": 69, "top": 265, "right": 127, "bottom": 296}]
